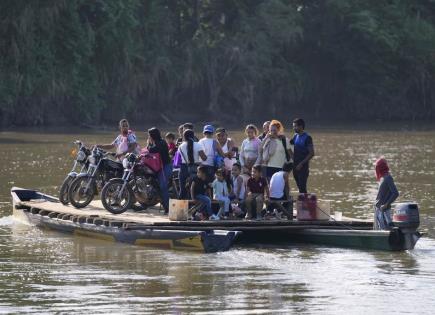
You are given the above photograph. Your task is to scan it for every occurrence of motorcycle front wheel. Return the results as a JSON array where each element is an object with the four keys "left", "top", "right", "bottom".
[
  {"left": 68, "top": 175, "right": 96, "bottom": 208},
  {"left": 101, "top": 179, "right": 133, "bottom": 214},
  {"left": 59, "top": 175, "right": 74, "bottom": 205}
]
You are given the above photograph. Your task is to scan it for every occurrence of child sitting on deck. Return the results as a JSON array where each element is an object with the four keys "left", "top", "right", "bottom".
[
  {"left": 229, "top": 163, "right": 246, "bottom": 217},
  {"left": 267, "top": 162, "right": 294, "bottom": 220},
  {"left": 190, "top": 166, "right": 216, "bottom": 220},
  {"left": 245, "top": 165, "right": 269, "bottom": 220},
  {"left": 212, "top": 168, "right": 231, "bottom": 219}
]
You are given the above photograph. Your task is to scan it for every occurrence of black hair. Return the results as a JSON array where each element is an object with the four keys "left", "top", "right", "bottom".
[
  {"left": 293, "top": 118, "right": 305, "bottom": 129},
  {"left": 232, "top": 162, "right": 241, "bottom": 170},
  {"left": 184, "top": 123, "right": 194, "bottom": 130},
  {"left": 148, "top": 127, "right": 162, "bottom": 142},
  {"left": 197, "top": 165, "right": 207, "bottom": 174},
  {"left": 165, "top": 132, "right": 175, "bottom": 140},
  {"left": 282, "top": 162, "right": 294, "bottom": 173},
  {"left": 183, "top": 129, "right": 195, "bottom": 165},
  {"left": 252, "top": 165, "right": 262, "bottom": 173}
]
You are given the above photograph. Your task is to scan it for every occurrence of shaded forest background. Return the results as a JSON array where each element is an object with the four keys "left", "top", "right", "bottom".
[{"left": 1, "top": 0, "right": 435, "bottom": 127}]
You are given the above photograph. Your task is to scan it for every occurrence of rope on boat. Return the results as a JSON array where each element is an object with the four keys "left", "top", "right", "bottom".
[{"left": 315, "top": 205, "right": 357, "bottom": 231}]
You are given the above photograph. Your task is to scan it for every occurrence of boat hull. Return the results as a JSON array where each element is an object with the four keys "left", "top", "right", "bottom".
[{"left": 11, "top": 187, "right": 421, "bottom": 252}]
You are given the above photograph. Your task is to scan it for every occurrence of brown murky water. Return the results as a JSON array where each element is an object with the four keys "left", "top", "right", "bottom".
[{"left": 0, "top": 129, "right": 434, "bottom": 314}]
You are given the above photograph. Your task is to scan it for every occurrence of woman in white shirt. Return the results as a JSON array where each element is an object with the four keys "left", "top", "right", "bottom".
[
  {"left": 261, "top": 120, "right": 293, "bottom": 182},
  {"left": 239, "top": 124, "right": 261, "bottom": 170},
  {"left": 198, "top": 125, "right": 225, "bottom": 182},
  {"left": 178, "top": 129, "right": 207, "bottom": 199}
]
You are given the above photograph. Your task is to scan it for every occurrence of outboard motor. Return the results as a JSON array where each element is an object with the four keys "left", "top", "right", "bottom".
[
  {"left": 393, "top": 202, "right": 420, "bottom": 231},
  {"left": 391, "top": 202, "right": 421, "bottom": 250}
]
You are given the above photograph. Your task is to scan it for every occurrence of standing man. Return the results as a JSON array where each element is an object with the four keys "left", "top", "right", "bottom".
[{"left": 290, "top": 118, "right": 314, "bottom": 193}]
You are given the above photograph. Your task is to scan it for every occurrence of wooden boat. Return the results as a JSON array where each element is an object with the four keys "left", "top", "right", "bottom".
[
  {"left": 11, "top": 188, "right": 239, "bottom": 253},
  {"left": 11, "top": 187, "right": 421, "bottom": 252}
]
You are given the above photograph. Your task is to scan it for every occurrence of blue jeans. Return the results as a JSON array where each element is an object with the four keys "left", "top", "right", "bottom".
[
  {"left": 215, "top": 195, "right": 230, "bottom": 217},
  {"left": 195, "top": 194, "right": 212, "bottom": 216},
  {"left": 178, "top": 164, "right": 198, "bottom": 199},
  {"left": 374, "top": 207, "right": 392, "bottom": 230},
  {"left": 158, "top": 163, "right": 172, "bottom": 212}
]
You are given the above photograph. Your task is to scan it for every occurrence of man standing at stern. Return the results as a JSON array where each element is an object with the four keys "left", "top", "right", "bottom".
[{"left": 290, "top": 118, "right": 314, "bottom": 193}]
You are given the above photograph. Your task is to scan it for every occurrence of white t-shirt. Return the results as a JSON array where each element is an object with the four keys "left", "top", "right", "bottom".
[
  {"left": 179, "top": 142, "right": 204, "bottom": 164},
  {"left": 267, "top": 138, "right": 290, "bottom": 169},
  {"left": 198, "top": 138, "right": 215, "bottom": 166},
  {"left": 270, "top": 171, "right": 286, "bottom": 199}
]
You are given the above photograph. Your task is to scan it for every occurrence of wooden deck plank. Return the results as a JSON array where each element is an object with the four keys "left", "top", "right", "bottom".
[{"left": 20, "top": 199, "right": 373, "bottom": 228}]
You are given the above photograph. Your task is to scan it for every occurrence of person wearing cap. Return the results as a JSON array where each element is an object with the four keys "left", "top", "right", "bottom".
[
  {"left": 198, "top": 124, "right": 225, "bottom": 182},
  {"left": 373, "top": 157, "right": 399, "bottom": 230}
]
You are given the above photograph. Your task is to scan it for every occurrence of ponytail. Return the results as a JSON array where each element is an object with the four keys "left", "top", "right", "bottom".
[{"left": 183, "top": 129, "right": 195, "bottom": 165}]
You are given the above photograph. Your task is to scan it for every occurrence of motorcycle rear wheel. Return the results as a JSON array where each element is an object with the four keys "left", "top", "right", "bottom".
[
  {"left": 59, "top": 176, "right": 73, "bottom": 205},
  {"left": 101, "top": 179, "right": 133, "bottom": 214},
  {"left": 68, "top": 176, "right": 96, "bottom": 208}
]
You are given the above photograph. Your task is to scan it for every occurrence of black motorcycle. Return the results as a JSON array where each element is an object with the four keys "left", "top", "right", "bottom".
[
  {"left": 59, "top": 140, "right": 91, "bottom": 205},
  {"left": 101, "top": 152, "right": 160, "bottom": 214},
  {"left": 68, "top": 147, "right": 124, "bottom": 208}
]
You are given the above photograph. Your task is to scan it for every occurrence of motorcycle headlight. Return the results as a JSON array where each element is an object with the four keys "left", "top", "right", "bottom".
[
  {"left": 88, "top": 156, "right": 96, "bottom": 165},
  {"left": 77, "top": 151, "right": 86, "bottom": 162},
  {"left": 122, "top": 158, "right": 130, "bottom": 169}
]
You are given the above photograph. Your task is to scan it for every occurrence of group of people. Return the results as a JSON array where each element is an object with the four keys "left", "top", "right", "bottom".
[{"left": 96, "top": 118, "right": 399, "bottom": 229}]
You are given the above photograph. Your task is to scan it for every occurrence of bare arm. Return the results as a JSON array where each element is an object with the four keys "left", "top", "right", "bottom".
[
  {"left": 96, "top": 144, "right": 115, "bottom": 150},
  {"left": 199, "top": 150, "right": 207, "bottom": 161},
  {"left": 225, "top": 139, "right": 235, "bottom": 158},
  {"left": 214, "top": 140, "right": 225, "bottom": 157},
  {"left": 191, "top": 182, "right": 196, "bottom": 200}
]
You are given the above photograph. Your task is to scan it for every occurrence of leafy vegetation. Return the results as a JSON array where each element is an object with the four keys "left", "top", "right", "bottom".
[{"left": 1, "top": 0, "right": 435, "bottom": 126}]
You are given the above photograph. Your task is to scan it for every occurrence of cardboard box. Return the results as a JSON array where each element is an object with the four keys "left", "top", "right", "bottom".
[{"left": 168, "top": 199, "right": 189, "bottom": 221}]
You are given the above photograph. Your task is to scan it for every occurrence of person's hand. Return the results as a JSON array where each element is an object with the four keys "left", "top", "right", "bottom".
[
  {"left": 380, "top": 204, "right": 387, "bottom": 211},
  {"left": 295, "top": 163, "right": 303, "bottom": 171}
]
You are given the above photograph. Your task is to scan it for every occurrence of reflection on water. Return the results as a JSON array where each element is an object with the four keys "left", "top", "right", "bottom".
[{"left": 0, "top": 130, "right": 434, "bottom": 313}]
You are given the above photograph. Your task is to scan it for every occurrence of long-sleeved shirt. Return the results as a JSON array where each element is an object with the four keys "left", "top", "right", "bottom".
[
  {"left": 375, "top": 174, "right": 399, "bottom": 208},
  {"left": 239, "top": 137, "right": 261, "bottom": 167}
]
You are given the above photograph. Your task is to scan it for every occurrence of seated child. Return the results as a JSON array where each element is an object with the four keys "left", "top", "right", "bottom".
[
  {"left": 230, "top": 163, "right": 246, "bottom": 217},
  {"left": 245, "top": 165, "right": 269, "bottom": 219},
  {"left": 190, "top": 166, "right": 215, "bottom": 220},
  {"left": 212, "top": 168, "right": 231, "bottom": 219},
  {"left": 165, "top": 132, "right": 177, "bottom": 159},
  {"left": 267, "top": 162, "right": 294, "bottom": 220}
]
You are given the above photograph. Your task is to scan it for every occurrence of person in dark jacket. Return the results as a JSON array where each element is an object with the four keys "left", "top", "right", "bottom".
[
  {"left": 290, "top": 118, "right": 314, "bottom": 193},
  {"left": 147, "top": 127, "right": 172, "bottom": 213},
  {"left": 373, "top": 157, "right": 399, "bottom": 230}
]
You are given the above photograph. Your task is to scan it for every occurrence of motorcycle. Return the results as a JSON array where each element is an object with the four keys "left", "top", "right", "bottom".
[
  {"left": 68, "top": 147, "right": 124, "bottom": 208},
  {"left": 59, "top": 140, "right": 91, "bottom": 205},
  {"left": 101, "top": 152, "right": 161, "bottom": 214}
]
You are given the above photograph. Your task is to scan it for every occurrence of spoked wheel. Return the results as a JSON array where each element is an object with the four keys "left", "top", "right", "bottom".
[
  {"left": 59, "top": 176, "right": 74, "bottom": 205},
  {"left": 101, "top": 179, "right": 133, "bottom": 214},
  {"left": 68, "top": 175, "right": 96, "bottom": 208}
]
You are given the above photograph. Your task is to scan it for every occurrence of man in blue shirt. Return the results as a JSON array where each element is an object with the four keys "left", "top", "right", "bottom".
[{"left": 290, "top": 118, "right": 314, "bottom": 193}]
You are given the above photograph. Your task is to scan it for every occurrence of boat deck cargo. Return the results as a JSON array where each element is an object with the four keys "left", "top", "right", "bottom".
[{"left": 11, "top": 187, "right": 421, "bottom": 252}]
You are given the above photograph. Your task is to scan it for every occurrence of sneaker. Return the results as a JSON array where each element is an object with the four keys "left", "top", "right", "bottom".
[{"left": 210, "top": 214, "right": 220, "bottom": 221}]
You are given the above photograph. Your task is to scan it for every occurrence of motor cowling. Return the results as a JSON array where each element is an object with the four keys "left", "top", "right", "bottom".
[{"left": 393, "top": 202, "right": 420, "bottom": 230}]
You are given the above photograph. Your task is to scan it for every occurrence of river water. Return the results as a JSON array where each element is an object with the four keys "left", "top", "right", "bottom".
[{"left": 0, "top": 129, "right": 434, "bottom": 314}]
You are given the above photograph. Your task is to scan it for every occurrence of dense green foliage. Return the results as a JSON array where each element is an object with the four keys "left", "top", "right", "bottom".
[{"left": 1, "top": 0, "right": 435, "bottom": 126}]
